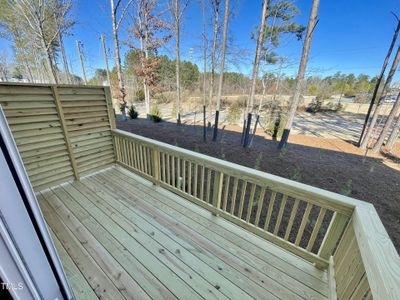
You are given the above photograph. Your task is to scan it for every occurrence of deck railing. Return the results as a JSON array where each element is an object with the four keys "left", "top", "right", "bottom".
[{"left": 112, "top": 129, "right": 400, "bottom": 299}]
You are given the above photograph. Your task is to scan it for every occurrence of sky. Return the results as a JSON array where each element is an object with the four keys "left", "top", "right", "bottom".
[{"left": 1, "top": 0, "right": 400, "bottom": 81}]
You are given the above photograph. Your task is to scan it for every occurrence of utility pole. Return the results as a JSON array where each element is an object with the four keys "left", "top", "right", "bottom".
[
  {"left": 76, "top": 40, "right": 87, "bottom": 85},
  {"left": 101, "top": 34, "right": 112, "bottom": 86}
]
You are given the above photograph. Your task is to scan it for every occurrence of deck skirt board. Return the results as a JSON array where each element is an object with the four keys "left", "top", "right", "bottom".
[{"left": 39, "top": 166, "right": 329, "bottom": 299}]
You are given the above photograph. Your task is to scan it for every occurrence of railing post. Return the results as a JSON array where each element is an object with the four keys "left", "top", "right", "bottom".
[
  {"left": 212, "top": 171, "right": 224, "bottom": 215},
  {"left": 152, "top": 148, "right": 160, "bottom": 183},
  {"left": 316, "top": 212, "right": 348, "bottom": 269}
]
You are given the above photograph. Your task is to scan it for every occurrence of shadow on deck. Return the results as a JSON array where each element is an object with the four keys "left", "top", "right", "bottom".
[{"left": 38, "top": 166, "right": 328, "bottom": 300}]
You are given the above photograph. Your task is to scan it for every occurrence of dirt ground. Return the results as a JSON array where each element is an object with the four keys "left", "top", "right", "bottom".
[{"left": 116, "top": 118, "right": 400, "bottom": 253}]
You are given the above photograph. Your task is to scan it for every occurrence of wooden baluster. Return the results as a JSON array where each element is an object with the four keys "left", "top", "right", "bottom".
[
  {"left": 230, "top": 177, "right": 239, "bottom": 214},
  {"left": 295, "top": 203, "right": 313, "bottom": 246},
  {"left": 139, "top": 145, "right": 144, "bottom": 172},
  {"left": 128, "top": 141, "right": 133, "bottom": 167},
  {"left": 307, "top": 207, "right": 327, "bottom": 251},
  {"left": 166, "top": 154, "right": 171, "bottom": 185},
  {"left": 135, "top": 144, "right": 141, "bottom": 171},
  {"left": 245, "top": 184, "right": 257, "bottom": 222},
  {"left": 152, "top": 149, "right": 160, "bottom": 181},
  {"left": 188, "top": 162, "right": 192, "bottom": 195},
  {"left": 200, "top": 165, "right": 205, "bottom": 200},
  {"left": 182, "top": 160, "right": 186, "bottom": 192},
  {"left": 264, "top": 191, "right": 277, "bottom": 231},
  {"left": 147, "top": 147, "right": 152, "bottom": 175},
  {"left": 206, "top": 168, "right": 212, "bottom": 203},
  {"left": 255, "top": 187, "right": 266, "bottom": 226},
  {"left": 238, "top": 180, "right": 247, "bottom": 218},
  {"left": 171, "top": 156, "right": 175, "bottom": 187},
  {"left": 161, "top": 153, "right": 166, "bottom": 182},
  {"left": 284, "top": 199, "right": 300, "bottom": 240},
  {"left": 131, "top": 143, "right": 137, "bottom": 169},
  {"left": 222, "top": 175, "right": 230, "bottom": 212},
  {"left": 177, "top": 158, "right": 181, "bottom": 189},
  {"left": 212, "top": 171, "right": 224, "bottom": 212},
  {"left": 193, "top": 163, "right": 198, "bottom": 198},
  {"left": 273, "top": 195, "right": 288, "bottom": 235}
]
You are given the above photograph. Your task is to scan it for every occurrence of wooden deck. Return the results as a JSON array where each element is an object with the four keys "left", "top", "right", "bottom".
[{"left": 37, "top": 166, "right": 329, "bottom": 300}]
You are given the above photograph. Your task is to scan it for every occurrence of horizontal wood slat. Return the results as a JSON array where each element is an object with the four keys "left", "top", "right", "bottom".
[{"left": 0, "top": 83, "right": 115, "bottom": 191}]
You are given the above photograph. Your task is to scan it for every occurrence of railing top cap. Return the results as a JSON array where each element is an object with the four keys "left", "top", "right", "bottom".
[{"left": 112, "top": 129, "right": 371, "bottom": 213}]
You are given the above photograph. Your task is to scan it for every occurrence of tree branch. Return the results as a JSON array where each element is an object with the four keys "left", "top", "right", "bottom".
[{"left": 116, "top": 0, "right": 135, "bottom": 30}]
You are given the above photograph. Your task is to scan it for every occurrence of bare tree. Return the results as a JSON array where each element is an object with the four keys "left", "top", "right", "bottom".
[
  {"left": 360, "top": 44, "right": 400, "bottom": 149},
  {"left": 358, "top": 14, "right": 400, "bottom": 146},
  {"left": 208, "top": 0, "right": 221, "bottom": 126},
  {"left": 212, "top": 0, "right": 230, "bottom": 141},
  {"left": 278, "top": 0, "right": 320, "bottom": 149},
  {"left": 372, "top": 91, "right": 400, "bottom": 151},
  {"left": 58, "top": 33, "right": 71, "bottom": 83},
  {"left": 10, "top": 0, "right": 73, "bottom": 83},
  {"left": 110, "top": 0, "right": 134, "bottom": 100},
  {"left": 242, "top": 0, "right": 269, "bottom": 147},
  {"left": 202, "top": 0, "right": 207, "bottom": 140},
  {"left": 169, "top": 0, "right": 190, "bottom": 124},
  {"left": 131, "top": 0, "right": 171, "bottom": 116}
]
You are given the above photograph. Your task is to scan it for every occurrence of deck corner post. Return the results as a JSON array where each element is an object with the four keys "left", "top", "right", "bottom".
[
  {"left": 212, "top": 171, "right": 224, "bottom": 215},
  {"left": 51, "top": 85, "right": 80, "bottom": 181},
  {"left": 316, "top": 212, "right": 348, "bottom": 269}
]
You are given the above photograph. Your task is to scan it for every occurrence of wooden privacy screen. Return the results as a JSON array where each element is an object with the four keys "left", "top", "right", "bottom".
[
  {"left": 333, "top": 220, "right": 371, "bottom": 299},
  {"left": 0, "top": 83, "right": 115, "bottom": 191}
]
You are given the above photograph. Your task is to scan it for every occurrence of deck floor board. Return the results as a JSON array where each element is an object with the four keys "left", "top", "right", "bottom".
[{"left": 39, "top": 166, "right": 329, "bottom": 300}]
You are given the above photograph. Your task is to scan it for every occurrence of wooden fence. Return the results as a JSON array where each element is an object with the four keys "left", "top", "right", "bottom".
[{"left": 0, "top": 83, "right": 115, "bottom": 191}]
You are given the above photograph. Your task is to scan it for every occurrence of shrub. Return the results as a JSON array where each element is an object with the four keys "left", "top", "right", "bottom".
[
  {"left": 264, "top": 111, "right": 286, "bottom": 139},
  {"left": 227, "top": 101, "right": 242, "bottom": 124},
  {"left": 135, "top": 90, "right": 145, "bottom": 102},
  {"left": 128, "top": 105, "right": 138, "bottom": 119},
  {"left": 306, "top": 98, "right": 322, "bottom": 114},
  {"left": 150, "top": 105, "right": 162, "bottom": 123}
]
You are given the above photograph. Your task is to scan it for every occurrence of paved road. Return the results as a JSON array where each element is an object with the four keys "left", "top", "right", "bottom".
[{"left": 128, "top": 103, "right": 396, "bottom": 143}]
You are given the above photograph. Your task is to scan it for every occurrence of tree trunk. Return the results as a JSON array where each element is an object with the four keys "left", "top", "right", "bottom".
[
  {"left": 371, "top": 91, "right": 400, "bottom": 151},
  {"left": 59, "top": 33, "right": 71, "bottom": 83},
  {"left": 385, "top": 110, "right": 400, "bottom": 150},
  {"left": 278, "top": 0, "right": 320, "bottom": 149},
  {"left": 39, "top": 24, "right": 58, "bottom": 84},
  {"left": 243, "top": 0, "right": 269, "bottom": 147},
  {"left": 202, "top": 0, "right": 207, "bottom": 141},
  {"left": 175, "top": 0, "right": 181, "bottom": 124},
  {"left": 213, "top": 0, "right": 230, "bottom": 141},
  {"left": 208, "top": 0, "right": 220, "bottom": 126},
  {"left": 360, "top": 44, "right": 400, "bottom": 149},
  {"left": 358, "top": 19, "right": 400, "bottom": 146},
  {"left": 110, "top": 0, "right": 126, "bottom": 101}
]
